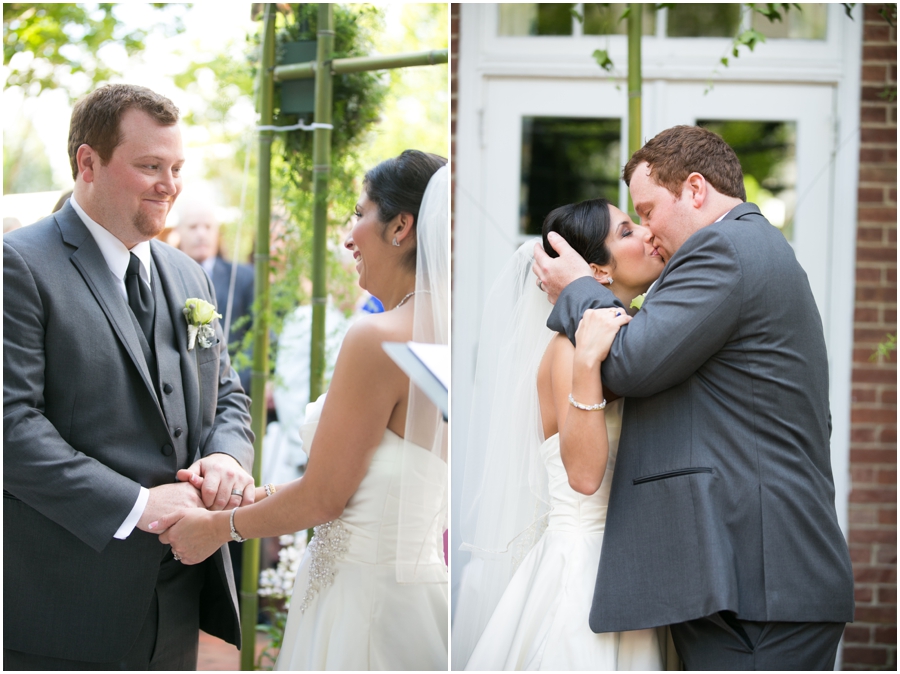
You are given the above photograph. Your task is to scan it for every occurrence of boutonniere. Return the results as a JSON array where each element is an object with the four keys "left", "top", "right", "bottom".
[
  {"left": 183, "top": 298, "right": 221, "bottom": 351},
  {"left": 630, "top": 293, "right": 646, "bottom": 311}
]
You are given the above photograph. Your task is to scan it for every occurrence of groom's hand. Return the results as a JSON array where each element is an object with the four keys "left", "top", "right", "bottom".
[
  {"left": 137, "top": 482, "right": 204, "bottom": 533},
  {"left": 532, "top": 232, "right": 592, "bottom": 304},
  {"left": 186, "top": 453, "right": 255, "bottom": 511}
]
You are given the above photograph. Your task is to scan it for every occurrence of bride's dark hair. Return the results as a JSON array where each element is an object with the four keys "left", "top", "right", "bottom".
[
  {"left": 364, "top": 149, "right": 447, "bottom": 272},
  {"left": 541, "top": 198, "right": 613, "bottom": 267}
]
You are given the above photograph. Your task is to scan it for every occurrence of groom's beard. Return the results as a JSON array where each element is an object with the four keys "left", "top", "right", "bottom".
[{"left": 134, "top": 210, "right": 167, "bottom": 240}]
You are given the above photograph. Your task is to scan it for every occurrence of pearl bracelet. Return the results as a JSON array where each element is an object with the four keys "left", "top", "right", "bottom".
[{"left": 568, "top": 393, "right": 607, "bottom": 411}]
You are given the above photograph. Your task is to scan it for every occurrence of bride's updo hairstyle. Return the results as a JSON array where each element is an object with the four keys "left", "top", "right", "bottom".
[
  {"left": 363, "top": 149, "right": 447, "bottom": 272},
  {"left": 541, "top": 198, "right": 614, "bottom": 268}
]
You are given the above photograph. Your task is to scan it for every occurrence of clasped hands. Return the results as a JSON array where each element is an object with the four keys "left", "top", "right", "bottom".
[{"left": 139, "top": 453, "right": 255, "bottom": 565}]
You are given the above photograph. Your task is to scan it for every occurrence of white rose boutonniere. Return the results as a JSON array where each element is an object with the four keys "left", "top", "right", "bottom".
[{"left": 183, "top": 298, "right": 222, "bottom": 351}]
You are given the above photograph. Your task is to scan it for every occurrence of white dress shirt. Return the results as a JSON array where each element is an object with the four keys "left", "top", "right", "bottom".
[{"left": 70, "top": 196, "right": 151, "bottom": 539}]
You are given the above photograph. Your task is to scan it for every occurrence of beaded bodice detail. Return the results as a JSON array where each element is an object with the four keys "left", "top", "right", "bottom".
[
  {"left": 298, "top": 520, "right": 350, "bottom": 614},
  {"left": 296, "top": 395, "right": 446, "bottom": 609}
]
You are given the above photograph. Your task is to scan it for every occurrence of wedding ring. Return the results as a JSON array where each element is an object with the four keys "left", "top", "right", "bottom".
[
  {"left": 231, "top": 488, "right": 244, "bottom": 498},
  {"left": 537, "top": 279, "right": 544, "bottom": 291}
]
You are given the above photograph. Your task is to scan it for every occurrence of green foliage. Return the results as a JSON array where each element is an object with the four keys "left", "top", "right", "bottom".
[
  {"left": 871, "top": 334, "right": 897, "bottom": 363},
  {"left": 255, "top": 606, "right": 289, "bottom": 670},
  {"left": 266, "top": 2, "right": 388, "bottom": 318},
  {"left": 3, "top": 3, "right": 185, "bottom": 99},
  {"left": 3, "top": 115, "right": 57, "bottom": 193},
  {"left": 592, "top": 48, "right": 614, "bottom": 73}
]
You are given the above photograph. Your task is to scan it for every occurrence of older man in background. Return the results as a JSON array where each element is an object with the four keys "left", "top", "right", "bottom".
[{"left": 177, "top": 203, "right": 254, "bottom": 395}]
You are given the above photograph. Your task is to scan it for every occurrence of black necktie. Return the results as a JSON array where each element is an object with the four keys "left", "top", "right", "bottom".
[{"left": 125, "top": 252, "right": 155, "bottom": 344}]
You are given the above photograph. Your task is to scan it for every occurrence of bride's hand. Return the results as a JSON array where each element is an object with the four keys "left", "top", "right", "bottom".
[
  {"left": 574, "top": 308, "right": 631, "bottom": 367},
  {"left": 150, "top": 508, "right": 228, "bottom": 565}
]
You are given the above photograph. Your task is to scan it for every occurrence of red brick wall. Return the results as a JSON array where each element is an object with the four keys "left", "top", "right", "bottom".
[{"left": 844, "top": 4, "right": 897, "bottom": 671}]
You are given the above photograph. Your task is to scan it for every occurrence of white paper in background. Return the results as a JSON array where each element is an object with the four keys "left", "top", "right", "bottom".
[{"left": 407, "top": 342, "right": 449, "bottom": 390}]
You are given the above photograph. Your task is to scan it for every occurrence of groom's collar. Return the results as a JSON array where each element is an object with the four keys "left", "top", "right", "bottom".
[{"left": 70, "top": 195, "right": 152, "bottom": 288}]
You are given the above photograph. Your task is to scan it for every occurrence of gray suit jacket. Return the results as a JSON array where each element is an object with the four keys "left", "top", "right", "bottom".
[
  {"left": 548, "top": 202, "right": 854, "bottom": 632},
  {"left": 3, "top": 202, "right": 254, "bottom": 661}
]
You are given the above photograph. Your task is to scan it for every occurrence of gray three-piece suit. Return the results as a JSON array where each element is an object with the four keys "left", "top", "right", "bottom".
[
  {"left": 549, "top": 202, "right": 854, "bottom": 668},
  {"left": 4, "top": 201, "right": 254, "bottom": 668}
]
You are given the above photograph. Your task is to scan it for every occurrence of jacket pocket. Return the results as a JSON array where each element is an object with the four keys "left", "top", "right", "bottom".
[{"left": 633, "top": 467, "right": 713, "bottom": 485}]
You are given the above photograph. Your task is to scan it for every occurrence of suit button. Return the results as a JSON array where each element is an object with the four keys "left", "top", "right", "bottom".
[
  {"left": 162, "top": 444, "right": 174, "bottom": 456},
  {"left": 163, "top": 384, "right": 173, "bottom": 394},
  {"left": 174, "top": 428, "right": 183, "bottom": 438}
]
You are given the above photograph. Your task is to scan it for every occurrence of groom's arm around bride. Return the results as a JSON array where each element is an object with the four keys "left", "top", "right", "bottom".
[{"left": 3, "top": 83, "right": 254, "bottom": 671}]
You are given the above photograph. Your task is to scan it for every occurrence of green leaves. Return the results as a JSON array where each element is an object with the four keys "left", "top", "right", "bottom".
[
  {"left": 592, "top": 48, "right": 614, "bottom": 73},
  {"left": 3, "top": 3, "right": 185, "bottom": 99},
  {"left": 732, "top": 28, "right": 766, "bottom": 58}
]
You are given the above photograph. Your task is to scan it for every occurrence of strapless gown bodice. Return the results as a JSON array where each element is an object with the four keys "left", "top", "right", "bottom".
[
  {"left": 464, "top": 400, "right": 665, "bottom": 671},
  {"left": 275, "top": 395, "right": 448, "bottom": 671},
  {"left": 540, "top": 422, "right": 614, "bottom": 536}
]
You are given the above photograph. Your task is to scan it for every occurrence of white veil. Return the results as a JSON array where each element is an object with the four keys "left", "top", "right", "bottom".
[
  {"left": 397, "top": 164, "right": 449, "bottom": 584},
  {"left": 452, "top": 239, "right": 555, "bottom": 667}
]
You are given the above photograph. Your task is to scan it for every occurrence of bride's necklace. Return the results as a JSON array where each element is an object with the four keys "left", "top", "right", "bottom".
[
  {"left": 393, "top": 291, "right": 416, "bottom": 310},
  {"left": 392, "top": 289, "right": 431, "bottom": 310}
]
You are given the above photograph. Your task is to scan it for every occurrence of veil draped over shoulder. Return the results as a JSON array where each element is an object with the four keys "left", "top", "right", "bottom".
[
  {"left": 397, "top": 164, "right": 449, "bottom": 584},
  {"left": 452, "top": 239, "right": 556, "bottom": 667}
]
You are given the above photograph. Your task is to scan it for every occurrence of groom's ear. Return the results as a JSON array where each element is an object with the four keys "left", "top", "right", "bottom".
[
  {"left": 76, "top": 144, "right": 96, "bottom": 183},
  {"left": 685, "top": 172, "right": 707, "bottom": 209}
]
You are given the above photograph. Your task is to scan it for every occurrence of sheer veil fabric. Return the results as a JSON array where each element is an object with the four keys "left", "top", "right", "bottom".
[
  {"left": 398, "top": 164, "right": 450, "bottom": 584},
  {"left": 453, "top": 239, "right": 556, "bottom": 667}
]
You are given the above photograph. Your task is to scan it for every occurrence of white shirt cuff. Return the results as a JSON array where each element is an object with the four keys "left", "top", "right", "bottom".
[{"left": 114, "top": 487, "right": 150, "bottom": 539}]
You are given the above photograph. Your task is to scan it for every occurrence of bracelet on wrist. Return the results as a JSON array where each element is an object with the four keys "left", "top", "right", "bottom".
[
  {"left": 230, "top": 507, "right": 247, "bottom": 543},
  {"left": 568, "top": 393, "right": 607, "bottom": 411}
]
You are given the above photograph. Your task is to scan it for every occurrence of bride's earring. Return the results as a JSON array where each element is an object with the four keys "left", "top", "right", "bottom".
[
  {"left": 392, "top": 237, "right": 400, "bottom": 247},
  {"left": 606, "top": 277, "right": 614, "bottom": 285}
]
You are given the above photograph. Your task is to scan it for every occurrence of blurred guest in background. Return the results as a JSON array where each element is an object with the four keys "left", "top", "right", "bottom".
[{"left": 177, "top": 202, "right": 254, "bottom": 395}]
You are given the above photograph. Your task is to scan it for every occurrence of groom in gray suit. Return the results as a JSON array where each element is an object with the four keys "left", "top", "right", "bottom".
[
  {"left": 4, "top": 84, "right": 255, "bottom": 669},
  {"left": 533, "top": 125, "right": 854, "bottom": 669}
]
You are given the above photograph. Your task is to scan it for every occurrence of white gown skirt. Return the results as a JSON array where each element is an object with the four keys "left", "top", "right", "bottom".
[{"left": 465, "top": 529, "right": 664, "bottom": 671}]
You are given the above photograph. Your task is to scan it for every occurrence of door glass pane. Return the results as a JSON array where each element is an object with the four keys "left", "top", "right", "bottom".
[
  {"left": 751, "top": 4, "right": 827, "bottom": 40},
  {"left": 698, "top": 120, "right": 797, "bottom": 242},
  {"left": 520, "top": 117, "right": 622, "bottom": 235},
  {"left": 499, "top": 3, "right": 575, "bottom": 36},
  {"left": 667, "top": 4, "right": 741, "bottom": 37},
  {"left": 583, "top": 4, "right": 656, "bottom": 36}
]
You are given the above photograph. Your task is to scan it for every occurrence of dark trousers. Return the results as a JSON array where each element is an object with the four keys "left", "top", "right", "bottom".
[
  {"left": 670, "top": 611, "right": 846, "bottom": 670},
  {"left": 4, "top": 555, "right": 202, "bottom": 671}
]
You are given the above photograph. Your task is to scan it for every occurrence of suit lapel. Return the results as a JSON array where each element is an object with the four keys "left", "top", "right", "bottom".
[
  {"left": 152, "top": 242, "right": 203, "bottom": 456},
  {"left": 60, "top": 209, "right": 162, "bottom": 411}
]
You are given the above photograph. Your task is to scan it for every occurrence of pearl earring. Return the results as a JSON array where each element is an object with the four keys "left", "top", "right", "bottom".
[
  {"left": 392, "top": 237, "right": 400, "bottom": 247},
  {"left": 606, "top": 277, "right": 614, "bottom": 285}
]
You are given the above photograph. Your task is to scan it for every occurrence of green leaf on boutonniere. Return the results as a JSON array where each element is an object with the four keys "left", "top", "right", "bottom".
[{"left": 630, "top": 294, "right": 646, "bottom": 311}]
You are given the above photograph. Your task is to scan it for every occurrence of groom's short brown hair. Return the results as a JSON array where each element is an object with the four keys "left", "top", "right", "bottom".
[
  {"left": 623, "top": 125, "right": 746, "bottom": 201},
  {"left": 68, "top": 84, "right": 180, "bottom": 180}
]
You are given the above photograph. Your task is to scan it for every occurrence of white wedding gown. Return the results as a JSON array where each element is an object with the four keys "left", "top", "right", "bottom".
[
  {"left": 465, "top": 399, "right": 666, "bottom": 671},
  {"left": 275, "top": 395, "right": 449, "bottom": 671}
]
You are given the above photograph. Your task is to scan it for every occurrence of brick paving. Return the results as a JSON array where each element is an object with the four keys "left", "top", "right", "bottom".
[{"left": 197, "top": 631, "right": 273, "bottom": 671}]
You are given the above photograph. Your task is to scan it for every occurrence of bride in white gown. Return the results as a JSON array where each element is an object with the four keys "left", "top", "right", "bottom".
[
  {"left": 454, "top": 198, "right": 673, "bottom": 670},
  {"left": 156, "top": 152, "right": 449, "bottom": 671}
]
